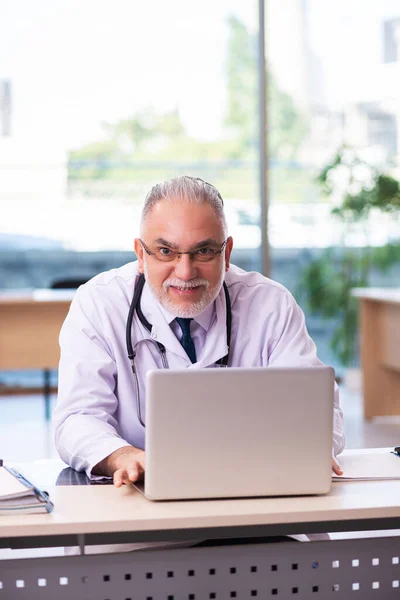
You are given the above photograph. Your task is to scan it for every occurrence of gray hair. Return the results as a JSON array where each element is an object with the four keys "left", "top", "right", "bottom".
[{"left": 141, "top": 176, "right": 227, "bottom": 235}]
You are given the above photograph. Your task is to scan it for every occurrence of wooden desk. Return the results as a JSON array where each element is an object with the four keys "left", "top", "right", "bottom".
[
  {"left": 0, "top": 290, "right": 74, "bottom": 419},
  {"left": 352, "top": 288, "right": 400, "bottom": 418},
  {"left": 1, "top": 455, "right": 400, "bottom": 599},
  {"left": 1, "top": 473, "right": 400, "bottom": 545},
  {"left": 0, "top": 290, "right": 74, "bottom": 370}
]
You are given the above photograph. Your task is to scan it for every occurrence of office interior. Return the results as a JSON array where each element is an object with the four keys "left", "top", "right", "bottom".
[
  {"left": 1, "top": 1, "right": 400, "bottom": 596},
  {"left": 1, "top": 0, "right": 399, "bottom": 460}
]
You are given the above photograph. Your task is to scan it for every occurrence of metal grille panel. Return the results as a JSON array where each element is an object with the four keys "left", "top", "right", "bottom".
[{"left": 0, "top": 536, "right": 400, "bottom": 599}]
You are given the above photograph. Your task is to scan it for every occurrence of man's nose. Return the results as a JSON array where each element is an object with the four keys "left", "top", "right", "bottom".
[{"left": 173, "top": 253, "right": 197, "bottom": 280}]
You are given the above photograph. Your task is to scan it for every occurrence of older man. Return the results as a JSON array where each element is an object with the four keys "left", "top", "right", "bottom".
[{"left": 53, "top": 176, "right": 344, "bottom": 485}]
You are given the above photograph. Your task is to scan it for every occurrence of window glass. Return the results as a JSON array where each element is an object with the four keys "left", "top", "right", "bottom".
[
  {"left": 0, "top": 0, "right": 261, "bottom": 287},
  {"left": 267, "top": 0, "right": 400, "bottom": 369}
]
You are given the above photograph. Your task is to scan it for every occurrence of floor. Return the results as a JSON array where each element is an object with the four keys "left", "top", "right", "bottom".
[{"left": 1, "top": 384, "right": 400, "bottom": 462}]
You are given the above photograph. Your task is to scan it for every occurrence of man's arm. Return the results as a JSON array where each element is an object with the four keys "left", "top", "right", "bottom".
[
  {"left": 53, "top": 286, "right": 134, "bottom": 479},
  {"left": 92, "top": 446, "right": 146, "bottom": 487}
]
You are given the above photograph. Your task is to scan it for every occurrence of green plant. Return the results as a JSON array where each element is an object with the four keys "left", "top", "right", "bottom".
[{"left": 297, "top": 146, "right": 400, "bottom": 367}]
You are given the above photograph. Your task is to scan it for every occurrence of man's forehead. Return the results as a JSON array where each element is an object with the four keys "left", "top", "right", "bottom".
[
  {"left": 147, "top": 197, "right": 214, "bottom": 215},
  {"left": 143, "top": 199, "right": 223, "bottom": 233}
]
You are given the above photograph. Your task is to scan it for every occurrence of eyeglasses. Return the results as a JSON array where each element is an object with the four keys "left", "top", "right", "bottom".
[{"left": 140, "top": 239, "right": 228, "bottom": 263}]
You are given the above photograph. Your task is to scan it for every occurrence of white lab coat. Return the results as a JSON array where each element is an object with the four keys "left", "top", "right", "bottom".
[{"left": 53, "top": 261, "right": 344, "bottom": 478}]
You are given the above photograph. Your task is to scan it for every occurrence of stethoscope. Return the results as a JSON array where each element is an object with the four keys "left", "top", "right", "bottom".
[{"left": 126, "top": 273, "right": 232, "bottom": 427}]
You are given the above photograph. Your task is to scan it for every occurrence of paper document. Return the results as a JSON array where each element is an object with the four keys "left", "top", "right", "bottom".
[
  {"left": 332, "top": 448, "right": 400, "bottom": 481},
  {"left": 0, "top": 466, "right": 54, "bottom": 514},
  {"left": 0, "top": 466, "right": 32, "bottom": 499}
]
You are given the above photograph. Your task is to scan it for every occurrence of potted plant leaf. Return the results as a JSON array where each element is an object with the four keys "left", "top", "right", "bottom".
[{"left": 297, "top": 146, "right": 400, "bottom": 371}]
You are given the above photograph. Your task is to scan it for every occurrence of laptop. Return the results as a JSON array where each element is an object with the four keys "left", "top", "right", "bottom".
[{"left": 134, "top": 366, "right": 334, "bottom": 500}]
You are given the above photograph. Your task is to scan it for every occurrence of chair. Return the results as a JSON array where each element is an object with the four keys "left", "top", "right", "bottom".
[{"left": 50, "top": 277, "right": 90, "bottom": 289}]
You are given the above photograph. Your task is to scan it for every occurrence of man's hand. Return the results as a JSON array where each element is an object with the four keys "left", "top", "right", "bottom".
[
  {"left": 332, "top": 456, "right": 343, "bottom": 476},
  {"left": 112, "top": 447, "right": 145, "bottom": 487},
  {"left": 92, "top": 446, "right": 145, "bottom": 487}
]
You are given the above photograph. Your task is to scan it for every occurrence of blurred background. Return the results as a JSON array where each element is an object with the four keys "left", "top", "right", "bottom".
[{"left": 1, "top": 0, "right": 400, "bottom": 457}]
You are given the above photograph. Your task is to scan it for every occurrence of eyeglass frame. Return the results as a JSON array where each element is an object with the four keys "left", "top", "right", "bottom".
[{"left": 139, "top": 238, "right": 229, "bottom": 262}]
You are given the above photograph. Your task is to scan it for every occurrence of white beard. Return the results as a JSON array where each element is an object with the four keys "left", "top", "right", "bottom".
[{"left": 143, "top": 259, "right": 225, "bottom": 318}]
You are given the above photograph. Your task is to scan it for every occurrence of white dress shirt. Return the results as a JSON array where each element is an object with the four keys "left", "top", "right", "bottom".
[{"left": 53, "top": 261, "right": 345, "bottom": 477}]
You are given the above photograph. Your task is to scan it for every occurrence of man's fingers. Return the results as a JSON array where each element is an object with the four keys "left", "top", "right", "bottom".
[
  {"left": 113, "top": 465, "right": 142, "bottom": 487},
  {"left": 112, "top": 451, "right": 146, "bottom": 487},
  {"left": 127, "top": 466, "right": 140, "bottom": 482},
  {"left": 136, "top": 453, "right": 146, "bottom": 471},
  {"left": 113, "top": 468, "right": 124, "bottom": 488},
  {"left": 114, "top": 468, "right": 135, "bottom": 487},
  {"left": 332, "top": 457, "right": 343, "bottom": 476}
]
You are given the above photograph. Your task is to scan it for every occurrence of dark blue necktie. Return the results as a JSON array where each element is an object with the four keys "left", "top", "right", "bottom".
[{"left": 176, "top": 317, "right": 197, "bottom": 364}]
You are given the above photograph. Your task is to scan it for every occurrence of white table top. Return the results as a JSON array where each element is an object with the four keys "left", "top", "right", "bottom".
[
  {"left": 1, "top": 451, "right": 400, "bottom": 541},
  {"left": 351, "top": 287, "right": 400, "bottom": 304}
]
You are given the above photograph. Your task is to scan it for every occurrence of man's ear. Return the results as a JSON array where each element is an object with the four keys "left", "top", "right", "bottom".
[
  {"left": 224, "top": 236, "right": 233, "bottom": 272},
  {"left": 134, "top": 238, "right": 145, "bottom": 273}
]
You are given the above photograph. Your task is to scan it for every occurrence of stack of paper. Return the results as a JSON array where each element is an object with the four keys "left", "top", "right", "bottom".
[
  {"left": 0, "top": 466, "right": 54, "bottom": 514},
  {"left": 332, "top": 448, "right": 400, "bottom": 481}
]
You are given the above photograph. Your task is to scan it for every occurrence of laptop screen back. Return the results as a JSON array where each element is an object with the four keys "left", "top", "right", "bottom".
[{"left": 142, "top": 366, "right": 334, "bottom": 500}]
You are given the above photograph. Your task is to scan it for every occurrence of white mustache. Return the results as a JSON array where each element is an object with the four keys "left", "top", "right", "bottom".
[{"left": 163, "top": 278, "right": 210, "bottom": 290}]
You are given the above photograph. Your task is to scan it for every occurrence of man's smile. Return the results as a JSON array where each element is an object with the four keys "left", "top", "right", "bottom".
[{"left": 169, "top": 284, "right": 203, "bottom": 296}]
